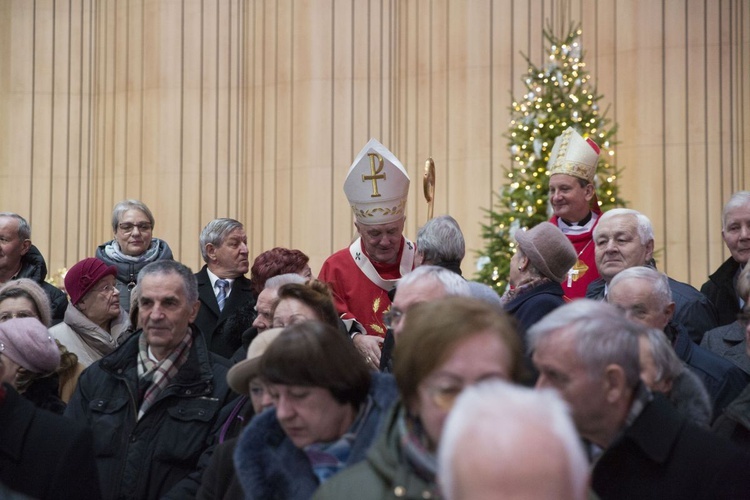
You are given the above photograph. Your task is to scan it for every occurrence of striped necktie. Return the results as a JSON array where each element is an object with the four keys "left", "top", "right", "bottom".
[{"left": 216, "top": 279, "right": 229, "bottom": 312}]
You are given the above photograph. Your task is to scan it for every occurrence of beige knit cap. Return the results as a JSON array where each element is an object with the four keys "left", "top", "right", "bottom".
[
  {"left": 514, "top": 222, "right": 578, "bottom": 283},
  {"left": 0, "top": 278, "right": 53, "bottom": 327}
]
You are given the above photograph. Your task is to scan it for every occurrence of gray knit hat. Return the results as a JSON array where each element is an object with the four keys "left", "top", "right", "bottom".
[
  {"left": 0, "top": 278, "right": 53, "bottom": 327},
  {"left": 514, "top": 222, "right": 577, "bottom": 283}
]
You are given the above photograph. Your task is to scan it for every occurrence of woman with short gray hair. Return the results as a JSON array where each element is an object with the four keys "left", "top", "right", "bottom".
[{"left": 95, "top": 199, "right": 173, "bottom": 312}]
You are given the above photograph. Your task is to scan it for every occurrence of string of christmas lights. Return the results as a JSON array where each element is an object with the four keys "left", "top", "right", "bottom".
[{"left": 476, "top": 24, "right": 625, "bottom": 292}]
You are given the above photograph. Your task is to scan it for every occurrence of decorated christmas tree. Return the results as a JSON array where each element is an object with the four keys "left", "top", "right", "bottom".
[{"left": 475, "top": 23, "right": 625, "bottom": 292}]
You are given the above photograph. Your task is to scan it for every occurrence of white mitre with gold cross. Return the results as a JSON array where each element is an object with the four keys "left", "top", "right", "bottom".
[{"left": 344, "top": 138, "right": 410, "bottom": 225}]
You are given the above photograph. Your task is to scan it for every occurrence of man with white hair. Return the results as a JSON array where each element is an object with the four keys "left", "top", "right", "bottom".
[
  {"left": 702, "top": 191, "right": 750, "bottom": 326},
  {"left": 607, "top": 266, "right": 747, "bottom": 420},
  {"left": 377, "top": 265, "right": 471, "bottom": 372},
  {"left": 438, "top": 380, "right": 589, "bottom": 500},
  {"left": 587, "top": 208, "right": 718, "bottom": 343},
  {"left": 529, "top": 299, "right": 750, "bottom": 499}
]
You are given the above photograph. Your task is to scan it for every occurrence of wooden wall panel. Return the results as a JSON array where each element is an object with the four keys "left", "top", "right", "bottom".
[
  {"left": 686, "top": 0, "right": 712, "bottom": 283},
  {"left": 329, "top": 0, "right": 355, "bottom": 252},
  {"left": 290, "top": 1, "right": 334, "bottom": 258},
  {"left": 663, "top": 0, "right": 688, "bottom": 278},
  {"left": 0, "top": 0, "right": 748, "bottom": 289},
  {"left": 705, "top": 2, "right": 725, "bottom": 269}
]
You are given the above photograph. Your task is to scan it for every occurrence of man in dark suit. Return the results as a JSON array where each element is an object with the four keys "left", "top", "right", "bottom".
[
  {"left": 194, "top": 218, "right": 256, "bottom": 359},
  {"left": 607, "top": 266, "right": 748, "bottom": 420},
  {"left": 530, "top": 299, "right": 750, "bottom": 500},
  {"left": 586, "top": 208, "right": 718, "bottom": 344}
]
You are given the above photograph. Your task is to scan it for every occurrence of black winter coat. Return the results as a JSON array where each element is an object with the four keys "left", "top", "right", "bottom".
[
  {"left": 701, "top": 257, "right": 742, "bottom": 327},
  {"left": 593, "top": 393, "right": 750, "bottom": 500},
  {"left": 16, "top": 245, "right": 67, "bottom": 324},
  {"left": 65, "top": 325, "right": 235, "bottom": 500},
  {"left": 503, "top": 280, "right": 567, "bottom": 335},
  {"left": 0, "top": 384, "right": 100, "bottom": 500}
]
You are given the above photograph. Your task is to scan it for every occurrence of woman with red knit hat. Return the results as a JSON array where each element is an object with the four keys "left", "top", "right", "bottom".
[{"left": 50, "top": 257, "right": 131, "bottom": 368}]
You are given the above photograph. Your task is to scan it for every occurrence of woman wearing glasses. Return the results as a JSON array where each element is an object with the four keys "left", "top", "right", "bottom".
[
  {"left": 49, "top": 258, "right": 131, "bottom": 369},
  {"left": 95, "top": 199, "right": 173, "bottom": 312},
  {"left": 314, "top": 297, "right": 523, "bottom": 500}
]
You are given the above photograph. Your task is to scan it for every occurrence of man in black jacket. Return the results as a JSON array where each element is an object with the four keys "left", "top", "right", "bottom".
[
  {"left": 702, "top": 191, "right": 750, "bottom": 326},
  {"left": 607, "top": 266, "right": 748, "bottom": 420},
  {"left": 65, "top": 260, "right": 235, "bottom": 500},
  {"left": 530, "top": 300, "right": 750, "bottom": 500},
  {"left": 194, "top": 218, "right": 256, "bottom": 359},
  {"left": 0, "top": 212, "right": 66, "bottom": 323},
  {"left": 586, "top": 208, "right": 718, "bottom": 344}
]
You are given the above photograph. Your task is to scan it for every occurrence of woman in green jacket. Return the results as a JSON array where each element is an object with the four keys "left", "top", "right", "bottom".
[{"left": 314, "top": 297, "right": 524, "bottom": 499}]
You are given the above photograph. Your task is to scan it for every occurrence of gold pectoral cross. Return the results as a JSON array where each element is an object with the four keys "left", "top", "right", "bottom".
[
  {"left": 363, "top": 153, "right": 386, "bottom": 197},
  {"left": 567, "top": 259, "right": 588, "bottom": 288}
]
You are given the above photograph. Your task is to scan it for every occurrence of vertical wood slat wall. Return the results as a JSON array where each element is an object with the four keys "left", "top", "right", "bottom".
[{"left": 0, "top": 0, "right": 747, "bottom": 288}]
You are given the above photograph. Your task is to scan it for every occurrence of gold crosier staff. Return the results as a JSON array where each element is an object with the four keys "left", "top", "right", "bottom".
[{"left": 423, "top": 158, "right": 436, "bottom": 222}]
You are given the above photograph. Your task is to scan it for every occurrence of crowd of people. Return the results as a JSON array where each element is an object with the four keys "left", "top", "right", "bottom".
[{"left": 1, "top": 132, "right": 750, "bottom": 499}]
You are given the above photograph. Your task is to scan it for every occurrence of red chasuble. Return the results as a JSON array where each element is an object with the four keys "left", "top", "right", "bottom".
[
  {"left": 549, "top": 212, "right": 601, "bottom": 300},
  {"left": 319, "top": 237, "right": 415, "bottom": 337}
]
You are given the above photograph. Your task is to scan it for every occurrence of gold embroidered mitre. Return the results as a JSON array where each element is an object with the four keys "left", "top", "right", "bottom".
[
  {"left": 344, "top": 138, "right": 410, "bottom": 225},
  {"left": 547, "top": 127, "right": 600, "bottom": 183}
]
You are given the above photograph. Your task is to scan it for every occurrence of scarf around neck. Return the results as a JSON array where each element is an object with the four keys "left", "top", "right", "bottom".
[
  {"left": 399, "top": 408, "right": 438, "bottom": 485},
  {"left": 136, "top": 330, "right": 193, "bottom": 420},
  {"left": 104, "top": 239, "right": 163, "bottom": 264},
  {"left": 64, "top": 304, "right": 128, "bottom": 359},
  {"left": 500, "top": 276, "right": 553, "bottom": 305},
  {"left": 304, "top": 396, "right": 374, "bottom": 483}
]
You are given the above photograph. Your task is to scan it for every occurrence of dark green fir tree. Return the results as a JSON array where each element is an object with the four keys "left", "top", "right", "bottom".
[{"left": 475, "top": 24, "right": 625, "bottom": 293}]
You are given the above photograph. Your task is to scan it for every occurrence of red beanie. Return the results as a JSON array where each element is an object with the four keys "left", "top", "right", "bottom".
[{"left": 64, "top": 258, "right": 118, "bottom": 305}]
